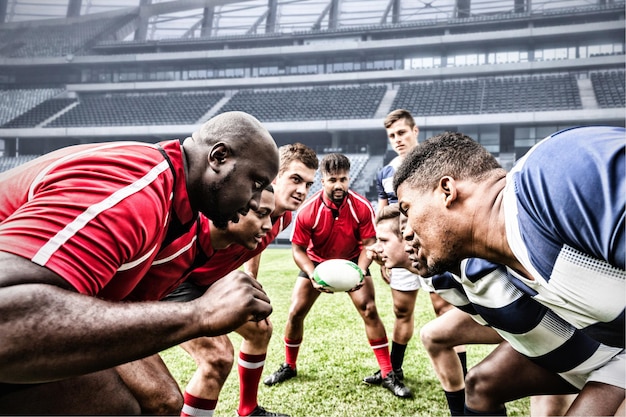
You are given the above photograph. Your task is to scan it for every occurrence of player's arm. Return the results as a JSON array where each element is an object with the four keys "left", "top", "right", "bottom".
[
  {"left": 357, "top": 237, "right": 376, "bottom": 275},
  {"left": 244, "top": 253, "right": 262, "bottom": 279},
  {"left": 292, "top": 243, "right": 315, "bottom": 279},
  {"left": 0, "top": 252, "right": 271, "bottom": 384},
  {"left": 376, "top": 198, "right": 389, "bottom": 216},
  {"left": 292, "top": 243, "right": 330, "bottom": 293}
]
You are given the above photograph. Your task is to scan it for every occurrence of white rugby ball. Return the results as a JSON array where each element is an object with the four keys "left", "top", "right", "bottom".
[{"left": 313, "top": 259, "right": 364, "bottom": 292}]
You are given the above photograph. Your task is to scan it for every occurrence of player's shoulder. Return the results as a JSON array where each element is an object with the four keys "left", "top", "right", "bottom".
[
  {"left": 347, "top": 190, "right": 373, "bottom": 206},
  {"left": 462, "top": 258, "right": 506, "bottom": 282}
]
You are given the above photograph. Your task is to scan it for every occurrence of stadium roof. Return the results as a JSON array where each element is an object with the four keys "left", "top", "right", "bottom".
[{"left": 2, "top": 0, "right": 608, "bottom": 39}]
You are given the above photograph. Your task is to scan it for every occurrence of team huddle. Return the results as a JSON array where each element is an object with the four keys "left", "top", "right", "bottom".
[{"left": 0, "top": 109, "right": 623, "bottom": 416}]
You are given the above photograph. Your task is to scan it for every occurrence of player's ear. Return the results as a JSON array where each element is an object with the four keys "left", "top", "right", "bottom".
[
  {"left": 208, "top": 142, "right": 231, "bottom": 170},
  {"left": 439, "top": 176, "right": 457, "bottom": 207}
]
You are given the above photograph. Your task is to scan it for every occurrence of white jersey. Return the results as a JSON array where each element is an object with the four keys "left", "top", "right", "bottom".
[
  {"left": 425, "top": 258, "right": 624, "bottom": 390},
  {"left": 503, "top": 125, "right": 625, "bottom": 345}
]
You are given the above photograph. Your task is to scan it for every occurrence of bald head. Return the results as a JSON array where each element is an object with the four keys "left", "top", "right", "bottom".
[
  {"left": 192, "top": 111, "right": 275, "bottom": 152},
  {"left": 184, "top": 111, "right": 279, "bottom": 228}
]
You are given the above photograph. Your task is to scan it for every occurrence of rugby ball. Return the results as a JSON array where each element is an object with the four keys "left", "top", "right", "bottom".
[{"left": 313, "top": 259, "right": 364, "bottom": 292}]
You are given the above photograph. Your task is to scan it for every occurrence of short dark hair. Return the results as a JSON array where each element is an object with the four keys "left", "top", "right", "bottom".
[
  {"left": 393, "top": 131, "right": 502, "bottom": 194},
  {"left": 320, "top": 153, "right": 350, "bottom": 175},
  {"left": 384, "top": 109, "right": 416, "bottom": 130}
]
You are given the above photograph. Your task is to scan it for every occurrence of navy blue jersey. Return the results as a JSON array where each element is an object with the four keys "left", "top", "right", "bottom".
[
  {"left": 375, "top": 156, "right": 402, "bottom": 203},
  {"left": 503, "top": 125, "right": 625, "bottom": 339},
  {"left": 425, "top": 258, "right": 624, "bottom": 390}
]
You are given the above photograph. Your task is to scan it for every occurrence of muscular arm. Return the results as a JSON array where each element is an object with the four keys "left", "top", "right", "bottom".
[
  {"left": 0, "top": 252, "right": 271, "bottom": 384},
  {"left": 292, "top": 243, "right": 315, "bottom": 278}
]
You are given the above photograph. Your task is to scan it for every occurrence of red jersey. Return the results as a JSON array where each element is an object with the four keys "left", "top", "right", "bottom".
[
  {"left": 189, "top": 210, "right": 292, "bottom": 287},
  {"left": 291, "top": 190, "right": 376, "bottom": 263},
  {"left": 0, "top": 140, "right": 194, "bottom": 301},
  {"left": 123, "top": 218, "right": 217, "bottom": 301}
]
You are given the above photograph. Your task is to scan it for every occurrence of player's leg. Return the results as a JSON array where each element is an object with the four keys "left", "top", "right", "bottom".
[
  {"left": 264, "top": 275, "right": 320, "bottom": 386},
  {"left": 388, "top": 268, "right": 420, "bottom": 377},
  {"left": 464, "top": 342, "right": 578, "bottom": 415},
  {"left": 235, "top": 319, "right": 287, "bottom": 416},
  {"left": 115, "top": 353, "right": 183, "bottom": 415},
  {"left": 566, "top": 351, "right": 625, "bottom": 416},
  {"left": 420, "top": 308, "right": 503, "bottom": 415},
  {"left": 429, "top": 291, "right": 468, "bottom": 375},
  {"left": 567, "top": 382, "right": 624, "bottom": 416},
  {"left": 0, "top": 368, "right": 141, "bottom": 414},
  {"left": 389, "top": 288, "right": 417, "bottom": 375},
  {"left": 179, "top": 335, "right": 234, "bottom": 417},
  {"left": 530, "top": 394, "right": 577, "bottom": 416},
  {"left": 615, "top": 397, "right": 626, "bottom": 416},
  {"left": 350, "top": 273, "right": 411, "bottom": 398}
]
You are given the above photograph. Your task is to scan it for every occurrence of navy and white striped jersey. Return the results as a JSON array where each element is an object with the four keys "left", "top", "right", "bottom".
[
  {"left": 423, "top": 258, "right": 624, "bottom": 390},
  {"left": 502, "top": 126, "right": 625, "bottom": 343}
]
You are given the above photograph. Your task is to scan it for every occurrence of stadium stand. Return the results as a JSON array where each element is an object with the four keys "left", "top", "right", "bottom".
[
  {"left": 0, "top": 14, "right": 134, "bottom": 58},
  {"left": 591, "top": 70, "right": 626, "bottom": 108},
  {"left": 217, "top": 86, "right": 387, "bottom": 122},
  {"left": 0, "top": 88, "right": 66, "bottom": 125},
  {"left": 392, "top": 74, "right": 582, "bottom": 116},
  {"left": 2, "top": 97, "right": 77, "bottom": 128},
  {"left": 46, "top": 91, "right": 225, "bottom": 127},
  {"left": 0, "top": 0, "right": 622, "bottom": 203}
]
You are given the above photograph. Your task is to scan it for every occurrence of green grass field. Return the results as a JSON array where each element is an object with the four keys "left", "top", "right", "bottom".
[{"left": 161, "top": 248, "right": 531, "bottom": 416}]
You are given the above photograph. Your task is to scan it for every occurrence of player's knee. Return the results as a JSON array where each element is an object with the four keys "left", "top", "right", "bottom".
[
  {"left": 158, "top": 389, "right": 184, "bottom": 415},
  {"left": 198, "top": 351, "right": 234, "bottom": 382},
  {"left": 465, "top": 365, "right": 494, "bottom": 401},
  {"left": 247, "top": 319, "right": 273, "bottom": 345},
  {"left": 141, "top": 389, "right": 183, "bottom": 415},
  {"left": 419, "top": 322, "right": 437, "bottom": 351},
  {"left": 393, "top": 304, "right": 414, "bottom": 322},
  {"left": 358, "top": 302, "right": 379, "bottom": 321}
]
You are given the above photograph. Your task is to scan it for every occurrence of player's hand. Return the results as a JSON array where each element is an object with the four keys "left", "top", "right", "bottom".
[
  {"left": 347, "top": 281, "right": 364, "bottom": 292},
  {"left": 194, "top": 270, "right": 272, "bottom": 335},
  {"left": 309, "top": 276, "right": 333, "bottom": 294},
  {"left": 365, "top": 244, "right": 384, "bottom": 266}
]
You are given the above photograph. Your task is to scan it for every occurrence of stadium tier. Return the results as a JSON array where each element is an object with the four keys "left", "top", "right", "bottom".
[{"left": 0, "top": 0, "right": 622, "bottom": 201}]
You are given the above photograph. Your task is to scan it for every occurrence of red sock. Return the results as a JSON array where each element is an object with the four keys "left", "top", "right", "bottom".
[
  {"left": 181, "top": 391, "right": 217, "bottom": 417},
  {"left": 369, "top": 337, "right": 392, "bottom": 377},
  {"left": 284, "top": 337, "right": 301, "bottom": 369},
  {"left": 237, "top": 351, "right": 266, "bottom": 416}
]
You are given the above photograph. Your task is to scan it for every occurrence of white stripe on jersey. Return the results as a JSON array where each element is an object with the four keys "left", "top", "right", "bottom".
[
  {"left": 118, "top": 243, "right": 159, "bottom": 272},
  {"left": 151, "top": 235, "right": 198, "bottom": 266},
  {"left": 28, "top": 141, "right": 159, "bottom": 201},
  {"left": 347, "top": 190, "right": 376, "bottom": 226},
  {"left": 32, "top": 159, "right": 171, "bottom": 266}
]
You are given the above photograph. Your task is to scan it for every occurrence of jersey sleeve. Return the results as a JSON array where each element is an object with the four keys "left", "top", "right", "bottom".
[
  {"left": 513, "top": 126, "right": 625, "bottom": 271},
  {"left": 357, "top": 198, "right": 377, "bottom": 240},
  {"left": 0, "top": 147, "right": 173, "bottom": 296},
  {"left": 290, "top": 208, "right": 312, "bottom": 248}
]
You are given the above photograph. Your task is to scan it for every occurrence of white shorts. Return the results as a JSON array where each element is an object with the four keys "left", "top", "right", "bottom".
[
  {"left": 586, "top": 349, "right": 626, "bottom": 389},
  {"left": 389, "top": 268, "right": 421, "bottom": 291}
]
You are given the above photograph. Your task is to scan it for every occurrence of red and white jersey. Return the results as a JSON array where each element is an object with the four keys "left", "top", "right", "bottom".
[
  {"left": 124, "top": 218, "right": 216, "bottom": 301},
  {"left": 291, "top": 190, "right": 376, "bottom": 263},
  {"left": 0, "top": 140, "right": 194, "bottom": 301},
  {"left": 189, "top": 211, "right": 292, "bottom": 287}
]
